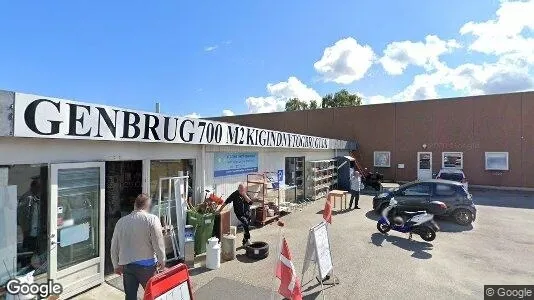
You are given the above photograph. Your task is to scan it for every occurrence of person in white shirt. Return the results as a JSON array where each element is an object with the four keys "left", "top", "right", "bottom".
[
  {"left": 111, "top": 194, "right": 165, "bottom": 300},
  {"left": 349, "top": 169, "right": 361, "bottom": 209}
]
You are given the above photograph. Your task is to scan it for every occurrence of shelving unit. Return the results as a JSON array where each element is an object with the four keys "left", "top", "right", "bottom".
[
  {"left": 246, "top": 172, "right": 281, "bottom": 226},
  {"left": 306, "top": 159, "right": 338, "bottom": 200}
]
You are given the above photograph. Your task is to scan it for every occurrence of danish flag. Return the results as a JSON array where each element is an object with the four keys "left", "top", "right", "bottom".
[
  {"left": 323, "top": 197, "right": 332, "bottom": 224},
  {"left": 276, "top": 238, "right": 303, "bottom": 300}
]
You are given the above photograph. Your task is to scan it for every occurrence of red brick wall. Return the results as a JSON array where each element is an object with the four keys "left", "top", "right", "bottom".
[{"left": 214, "top": 91, "right": 534, "bottom": 188}]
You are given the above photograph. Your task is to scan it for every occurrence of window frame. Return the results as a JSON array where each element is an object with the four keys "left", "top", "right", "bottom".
[
  {"left": 485, "top": 152, "right": 509, "bottom": 171},
  {"left": 442, "top": 152, "right": 463, "bottom": 169},
  {"left": 434, "top": 183, "right": 457, "bottom": 197},
  {"left": 402, "top": 182, "right": 432, "bottom": 197},
  {"left": 373, "top": 151, "right": 391, "bottom": 168}
]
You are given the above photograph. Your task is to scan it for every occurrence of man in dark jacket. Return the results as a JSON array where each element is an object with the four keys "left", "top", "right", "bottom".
[{"left": 217, "top": 184, "right": 253, "bottom": 246}]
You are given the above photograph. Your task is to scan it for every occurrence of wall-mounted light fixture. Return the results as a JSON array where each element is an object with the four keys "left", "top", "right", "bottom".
[{"left": 422, "top": 143, "right": 427, "bottom": 149}]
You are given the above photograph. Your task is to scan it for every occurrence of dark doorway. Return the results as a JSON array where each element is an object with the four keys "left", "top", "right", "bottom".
[
  {"left": 285, "top": 157, "right": 305, "bottom": 202},
  {"left": 104, "top": 161, "right": 143, "bottom": 274}
]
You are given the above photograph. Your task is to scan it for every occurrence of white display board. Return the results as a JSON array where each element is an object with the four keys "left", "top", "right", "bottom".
[
  {"left": 154, "top": 281, "right": 191, "bottom": 300},
  {"left": 60, "top": 222, "right": 90, "bottom": 247},
  {"left": 302, "top": 221, "right": 333, "bottom": 280}
]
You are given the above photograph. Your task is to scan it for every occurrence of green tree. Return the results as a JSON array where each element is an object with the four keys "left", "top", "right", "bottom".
[
  {"left": 285, "top": 98, "right": 309, "bottom": 111},
  {"left": 321, "top": 89, "right": 362, "bottom": 108},
  {"left": 309, "top": 100, "right": 318, "bottom": 109}
]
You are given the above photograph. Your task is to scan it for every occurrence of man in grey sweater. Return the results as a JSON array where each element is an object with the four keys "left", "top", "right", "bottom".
[{"left": 111, "top": 194, "right": 166, "bottom": 300}]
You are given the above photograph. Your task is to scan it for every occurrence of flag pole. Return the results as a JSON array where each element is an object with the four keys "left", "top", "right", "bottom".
[{"left": 271, "top": 220, "right": 284, "bottom": 300}]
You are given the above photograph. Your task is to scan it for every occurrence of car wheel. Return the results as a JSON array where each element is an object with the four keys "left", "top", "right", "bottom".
[{"left": 453, "top": 209, "right": 473, "bottom": 226}]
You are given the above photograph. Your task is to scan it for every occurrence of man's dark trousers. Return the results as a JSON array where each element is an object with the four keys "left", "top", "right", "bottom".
[
  {"left": 236, "top": 214, "right": 251, "bottom": 244},
  {"left": 123, "top": 264, "right": 157, "bottom": 300},
  {"left": 349, "top": 190, "right": 360, "bottom": 208}
]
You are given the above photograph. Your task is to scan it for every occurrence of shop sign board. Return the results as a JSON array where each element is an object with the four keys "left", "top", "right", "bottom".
[
  {"left": 302, "top": 221, "right": 333, "bottom": 280},
  {"left": 214, "top": 152, "right": 258, "bottom": 177},
  {"left": 13, "top": 93, "right": 333, "bottom": 149}
]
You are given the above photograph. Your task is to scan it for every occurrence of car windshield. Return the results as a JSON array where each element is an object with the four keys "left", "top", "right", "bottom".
[{"left": 440, "top": 172, "right": 464, "bottom": 181}]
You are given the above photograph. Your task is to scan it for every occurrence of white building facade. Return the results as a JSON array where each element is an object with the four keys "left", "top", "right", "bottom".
[{"left": 0, "top": 90, "right": 355, "bottom": 298}]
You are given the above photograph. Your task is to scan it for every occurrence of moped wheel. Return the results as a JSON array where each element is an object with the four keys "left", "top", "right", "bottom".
[
  {"left": 419, "top": 227, "right": 436, "bottom": 241},
  {"left": 377, "top": 222, "right": 391, "bottom": 234}
]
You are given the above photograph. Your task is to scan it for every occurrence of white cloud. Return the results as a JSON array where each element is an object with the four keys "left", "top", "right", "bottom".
[
  {"left": 447, "top": 58, "right": 534, "bottom": 95},
  {"left": 267, "top": 76, "right": 321, "bottom": 102},
  {"left": 245, "top": 77, "right": 321, "bottom": 113},
  {"left": 361, "top": 94, "right": 392, "bottom": 105},
  {"left": 245, "top": 96, "right": 285, "bottom": 114},
  {"left": 184, "top": 112, "right": 201, "bottom": 119},
  {"left": 241, "top": 1, "right": 534, "bottom": 112},
  {"left": 204, "top": 45, "right": 218, "bottom": 52},
  {"left": 367, "top": 56, "right": 534, "bottom": 104},
  {"left": 460, "top": 0, "right": 534, "bottom": 61},
  {"left": 367, "top": 0, "right": 534, "bottom": 104},
  {"left": 379, "top": 35, "right": 461, "bottom": 75},
  {"left": 222, "top": 109, "right": 235, "bottom": 116},
  {"left": 314, "top": 37, "right": 376, "bottom": 84}
]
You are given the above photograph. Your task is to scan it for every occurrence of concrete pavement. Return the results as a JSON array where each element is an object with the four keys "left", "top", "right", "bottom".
[{"left": 75, "top": 190, "right": 534, "bottom": 299}]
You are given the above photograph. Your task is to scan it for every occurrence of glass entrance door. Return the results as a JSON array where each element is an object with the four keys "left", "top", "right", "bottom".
[
  {"left": 285, "top": 157, "right": 305, "bottom": 202},
  {"left": 417, "top": 152, "right": 432, "bottom": 180},
  {"left": 49, "top": 162, "right": 105, "bottom": 299}
]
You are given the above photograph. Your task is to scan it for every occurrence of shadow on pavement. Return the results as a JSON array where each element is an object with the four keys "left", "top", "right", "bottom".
[
  {"left": 235, "top": 253, "right": 268, "bottom": 263},
  {"left": 360, "top": 189, "right": 379, "bottom": 196},
  {"left": 436, "top": 219, "right": 473, "bottom": 232},
  {"left": 370, "top": 233, "right": 433, "bottom": 259},
  {"left": 471, "top": 190, "right": 534, "bottom": 209},
  {"left": 302, "top": 280, "right": 321, "bottom": 292},
  {"left": 365, "top": 210, "right": 380, "bottom": 221},
  {"left": 194, "top": 277, "right": 270, "bottom": 300},
  {"left": 301, "top": 277, "right": 337, "bottom": 299},
  {"left": 316, "top": 209, "right": 354, "bottom": 216},
  {"left": 303, "top": 290, "right": 323, "bottom": 299},
  {"left": 189, "top": 266, "right": 212, "bottom": 276}
]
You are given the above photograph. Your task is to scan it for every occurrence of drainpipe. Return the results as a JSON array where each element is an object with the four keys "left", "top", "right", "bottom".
[{"left": 201, "top": 145, "right": 206, "bottom": 202}]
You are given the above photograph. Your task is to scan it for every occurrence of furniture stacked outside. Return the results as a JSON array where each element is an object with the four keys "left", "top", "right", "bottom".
[
  {"left": 246, "top": 172, "right": 281, "bottom": 226},
  {"left": 306, "top": 159, "right": 338, "bottom": 201}
]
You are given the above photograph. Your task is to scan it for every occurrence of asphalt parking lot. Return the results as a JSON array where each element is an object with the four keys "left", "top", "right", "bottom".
[{"left": 188, "top": 189, "right": 534, "bottom": 300}]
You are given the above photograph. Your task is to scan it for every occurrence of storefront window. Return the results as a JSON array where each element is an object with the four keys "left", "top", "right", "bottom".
[
  {"left": 485, "top": 152, "right": 509, "bottom": 171},
  {"left": 56, "top": 168, "right": 100, "bottom": 270},
  {"left": 1, "top": 164, "right": 48, "bottom": 287},
  {"left": 150, "top": 160, "right": 195, "bottom": 203},
  {"left": 442, "top": 152, "right": 463, "bottom": 169},
  {"left": 374, "top": 151, "right": 391, "bottom": 167}
]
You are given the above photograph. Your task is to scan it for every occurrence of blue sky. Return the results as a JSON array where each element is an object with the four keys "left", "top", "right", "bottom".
[{"left": 0, "top": 0, "right": 532, "bottom": 117}]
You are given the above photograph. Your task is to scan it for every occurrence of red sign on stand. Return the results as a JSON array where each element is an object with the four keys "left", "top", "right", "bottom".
[{"left": 144, "top": 264, "right": 193, "bottom": 300}]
